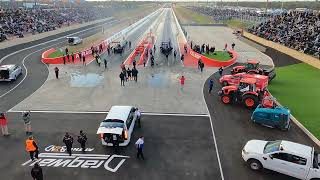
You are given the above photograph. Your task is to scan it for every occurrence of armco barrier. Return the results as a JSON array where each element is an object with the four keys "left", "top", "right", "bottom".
[{"left": 189, "top": 49, "right": 237, "bottom": 67}]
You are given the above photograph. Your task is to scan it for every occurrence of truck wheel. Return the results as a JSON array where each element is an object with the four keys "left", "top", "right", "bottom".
[
  {"left": 243, "top": 94, "right": 259, "bottom": 108},
  {"left": 248, "top": 159, "right": 262, "bottom": 171},
  {"left": 221, "top": 95, "right": 232, "bottom": 104}
]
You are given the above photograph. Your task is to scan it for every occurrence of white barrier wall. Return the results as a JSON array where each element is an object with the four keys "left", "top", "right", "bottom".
[{"left": 104, "top": 9, "right": 163, "bottom": 45}]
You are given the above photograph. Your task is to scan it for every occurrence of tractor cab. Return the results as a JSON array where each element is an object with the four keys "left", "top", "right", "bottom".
[
  {"left": 251, "top": 97, "right": 291, "bottom": 130},
  {"left": 245, "top": 59, "right": 260, "bottom": 70},
  {"left": 238, "top": 78, "right": 256, "bottom": 93},
  {"left": 231, "top": 59, "right": 262, "bottom": 74}
]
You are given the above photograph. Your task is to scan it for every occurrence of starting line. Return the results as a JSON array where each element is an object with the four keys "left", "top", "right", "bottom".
[{"left": 8, "top": 110, "right": 209, "bottom": 117}]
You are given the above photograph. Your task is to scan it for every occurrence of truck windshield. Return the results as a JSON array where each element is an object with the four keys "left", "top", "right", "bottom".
[
  {"left": 264, "top": 140, "right": 281, "bottom": 154},
  {"left": 0, "top": 70, "right": 9, "bottom": 79},
  {"left": 101, "top": 119, "right": 124, "bottom": 128}
]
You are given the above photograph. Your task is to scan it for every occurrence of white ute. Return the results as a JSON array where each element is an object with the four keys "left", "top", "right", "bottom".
[
  {"left": 97, "top": 106, "right": 137, "bottom": 146},
  {"left": 0, "top": 64, "right": 22, "bottom": 81},
  {"left": 242, "top": 140, "right": 320, "bottom": 180}
]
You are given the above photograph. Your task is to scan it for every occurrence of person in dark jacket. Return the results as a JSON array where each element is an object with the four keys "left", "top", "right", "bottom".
[
  {"left": 63, "top": 55, "right": 66, "bottom": 65},
  {"left": 31, "top": 163, "right": 43, "bottom": 180},
  {"left": 82, "top": 56, "right": 86, "bottom": 66},
  {"left": 54, "top": 67, "right": 59, "bottom": 79},
  {"left": 119, "top": 72, "right": 125, "bottom": 86},
  {"left": 200, "top": 62, "right": 204, "bottom": 72},
  {"left": 219, "top": 67, "right": 224, "bottom": 76},
  {"left": 63, "top": 132, "right": 73, "bottom": 156},
  {"left": 77, "top": 130, "right": 87, "bottom": 152},
  {"left": 208, "top": 79, "right": 214, "bottom": 94},
  {"left": 127, "top": 68, "right": 132, "bottom": 81},
  {"left": 71, "top": 53, "right": 75, "bottom": 63},
  {"left": 132, "top": 68, "right": 138, "bottom": 82}
]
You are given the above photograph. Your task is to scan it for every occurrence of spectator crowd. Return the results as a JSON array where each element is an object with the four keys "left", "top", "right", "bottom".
[
  {"left": 188, "top": 6, "right": 272, "bottom": 21},
  {"left": 189, "top": 5, "right": 320, "bottom": 57},
  {"left": 0, "top": 4, "right": 134, "bottom": 42},
  {"left": 249, "top": 10, "right": 320, "bottom": 57}
]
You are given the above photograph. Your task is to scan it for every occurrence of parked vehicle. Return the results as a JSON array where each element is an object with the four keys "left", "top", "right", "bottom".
[
  {"left": 242, "top": 140, "right": 320, "bottom": 180},
  {"left": 231, "top": 59, "right": 276, "bottom": 82},
  {"left": 219, "top": 72, "right": 269, "bottom": 88},
  {"left": 96, "top": 106, "right": 137, "bottom": 146},
  {"left": 67, "top": 37, "right": 82, "bottom": 45},
  {"left": 113, "top": 40, "right": 128, "bottom": 54},
  {"left": 160, "top": 41, "right": 173, "bottom": 55},
  {"left": 251, "top": 97, "right": 291, "bottom": 130},
  {"left": 218, "top": 77, "right": 269, "bottom": 108},
  {"left": 0, "top": 64, "right": 22, "bottom": 81}
]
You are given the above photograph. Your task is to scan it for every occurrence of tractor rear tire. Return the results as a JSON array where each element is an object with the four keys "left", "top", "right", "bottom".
[
  {"left": 243, "top": 94, "right": 259, "bottom": 109},
  {"left": 221, "top": 94, "right": 232, "bottom": 104}
]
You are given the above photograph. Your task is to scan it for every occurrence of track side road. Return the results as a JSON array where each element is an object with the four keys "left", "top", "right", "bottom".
[{"left": 203, "top": 67, "right": 319, "bottom": 180}]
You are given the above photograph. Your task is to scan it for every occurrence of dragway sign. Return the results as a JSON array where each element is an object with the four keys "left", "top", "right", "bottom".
[
  {"left": 22, "top": 145, "right": 130, "bottom": 172},
  {"left": 22, "top": 153, "right": 130, "bottom": 173}
]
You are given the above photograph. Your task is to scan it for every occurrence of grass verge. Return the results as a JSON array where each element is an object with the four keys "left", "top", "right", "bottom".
[
  {"left": 268, "top": 63, "right": 320, "bottom": 139},
  {"left": 203, "top": 51, "right": 232, "bottom": 61},
  {"left": 174, "top": 6, "right": 214, "bottom": 24}
]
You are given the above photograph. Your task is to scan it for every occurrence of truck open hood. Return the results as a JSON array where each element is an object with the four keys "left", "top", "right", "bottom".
[{"left": 96, "top": 127, "right": 123, "bottom": 135}]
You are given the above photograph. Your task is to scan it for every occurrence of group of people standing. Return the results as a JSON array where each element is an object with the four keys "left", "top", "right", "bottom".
[{"left": 119, "top": 62, "right": 139, "bottom": 86}]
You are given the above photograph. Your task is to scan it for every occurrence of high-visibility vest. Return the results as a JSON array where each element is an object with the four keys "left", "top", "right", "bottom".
[{"left": 25, "top": 139, "right": 36, "bottom": 152}]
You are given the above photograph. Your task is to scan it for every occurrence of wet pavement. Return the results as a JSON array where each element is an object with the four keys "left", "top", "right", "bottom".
[{"left": 70, "top": 73, "right": 104, "bottom": 87}]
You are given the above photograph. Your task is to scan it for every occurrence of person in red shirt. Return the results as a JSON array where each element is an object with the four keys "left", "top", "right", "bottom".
[
  {"left": 179, "top": 75, "right": 185, "bottom": 90},
  {"left": 0, "top": 112, "right": 9, "bottom": 136}
]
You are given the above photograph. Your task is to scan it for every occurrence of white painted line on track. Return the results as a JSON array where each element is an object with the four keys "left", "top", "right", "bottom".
[
  {"left": 202, "top": 71, "right": 225, "bottom": 180},
  {"left": 8, "top": 109, "right": 209, "bottom": 117}
]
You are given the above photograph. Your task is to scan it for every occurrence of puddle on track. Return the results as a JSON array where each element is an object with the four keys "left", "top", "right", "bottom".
[
  {"left": 148, "top": 73, "right": 170, "bottom": 88},
  {"left": 70, "top": 73, "right": 104, "bottom": 87}
]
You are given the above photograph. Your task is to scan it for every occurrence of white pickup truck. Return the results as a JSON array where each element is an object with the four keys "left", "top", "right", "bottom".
[
  {"left": 0, "top": 64, "right": 22, "bottom": 81},
  {"left": 242, "top": 140, "right": 320, "bottom": 180}
]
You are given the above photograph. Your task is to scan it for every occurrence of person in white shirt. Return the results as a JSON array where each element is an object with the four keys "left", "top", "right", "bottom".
[
  {"left": 135, "top": 136, "right": 144, "bottom": 160},
  {"left": 135, "top": 108, "right": 141, "bottom": 128}
]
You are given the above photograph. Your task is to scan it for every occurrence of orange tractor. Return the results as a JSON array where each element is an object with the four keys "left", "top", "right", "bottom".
[
  {"left": 231, "top": 59, "right": 276, "bottom": 82},
  {"left": 218, "top": 77, "right": 270, "bottom": 108}
]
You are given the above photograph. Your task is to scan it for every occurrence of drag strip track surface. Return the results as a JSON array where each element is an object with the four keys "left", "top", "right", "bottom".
[
  {"left": 0, "top": 18, "right": 120, "bottom": 111},
  {"left": 203, "top": 68, "right": 319, "bottom": 180},
  {"left": 0, "top": 9, "right": 162, "bottom": 111}
]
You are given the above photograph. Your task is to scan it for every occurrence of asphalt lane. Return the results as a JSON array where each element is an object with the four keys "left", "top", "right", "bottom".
[
  {"left": 154, "top": 8, "right": 179, "bottom": 67},
  {"left": 1, "top": 113, "right": 220, "bottom": 180},
  {"left": 203, "top": 66, "right": 319, "bottom": 180}
]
